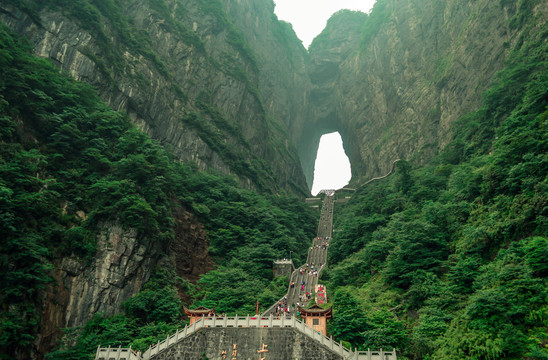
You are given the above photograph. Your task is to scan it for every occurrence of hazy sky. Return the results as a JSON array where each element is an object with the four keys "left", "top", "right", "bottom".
[
  {"left": 311, "top": 132, "right": 352, "bottom": 196},
  {"left": 273, "top": 0, "right": 377, "bottom": 48}
]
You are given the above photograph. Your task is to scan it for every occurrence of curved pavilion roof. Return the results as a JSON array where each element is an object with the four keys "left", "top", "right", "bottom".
[
  {"left": 184, "top": 306, "right": 215, "bottom": 316},
  {"left": 298, "top": 305, "right": 333, "bottom": 319}
]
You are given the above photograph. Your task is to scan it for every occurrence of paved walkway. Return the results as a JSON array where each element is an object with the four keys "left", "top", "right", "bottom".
[{"left": 263, "top": 192, "right": 335, "bottom": 316}]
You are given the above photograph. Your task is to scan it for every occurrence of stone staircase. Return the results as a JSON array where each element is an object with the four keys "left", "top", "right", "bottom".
[
  {"left": 95, "top": 192, "right": 398, "bottom": 360},
  {"left": 263, "top": 192, "right": 335, "bottom": 317}
]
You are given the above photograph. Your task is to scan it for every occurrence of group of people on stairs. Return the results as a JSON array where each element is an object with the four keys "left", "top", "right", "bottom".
[{"left": 264, "top": 193, "right": 335, "bottom": 318}]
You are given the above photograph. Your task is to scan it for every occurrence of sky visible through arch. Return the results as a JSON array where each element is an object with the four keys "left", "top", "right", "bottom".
[
  {"left": 311, "top": 132, "right": 352, "bottom": 196},
  {"left": 272, "top": 0, "right": 377, "bottom": 48}
]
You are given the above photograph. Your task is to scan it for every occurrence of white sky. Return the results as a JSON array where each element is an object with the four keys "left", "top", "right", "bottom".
[
  {"left": 273, "top": 0, "right": 377, "bottom": 48},
  {"left": 311, "top": 132, "right": 352, "bottom": 196}
]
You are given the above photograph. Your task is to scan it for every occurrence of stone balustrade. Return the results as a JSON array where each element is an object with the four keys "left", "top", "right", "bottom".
[
  {"left": 95, "top": 346, "right": 141, "bottom": 360},
  {"left": 95, "top": 194, "right": 397, "bottom": 360},
  {"left": 95, "top": 314, "right": 397, "bottom": 359}
]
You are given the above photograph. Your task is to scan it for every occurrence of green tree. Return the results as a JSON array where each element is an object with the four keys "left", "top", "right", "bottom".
[{"left": 328, "top": 288, "right": 369, "bottom": 347}]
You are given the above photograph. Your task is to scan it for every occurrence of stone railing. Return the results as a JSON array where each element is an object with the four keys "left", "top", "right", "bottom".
[
  {"left": 274, "top": 259, "right": 294, "bottom": 265},
  {"left": 95, "top": 345, "right": 141, "bottom": 360},
  {"left": 133, "top": 315, "right": 396, "bottom": 360},
  {"left": 346, "top": 349, "right": 398, "bottom": 360},
  {"left": 95, "top": 315, "right": 397, "bottom": 360}
]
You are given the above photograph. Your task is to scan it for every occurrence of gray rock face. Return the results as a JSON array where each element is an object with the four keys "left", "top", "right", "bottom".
[
  {"left": 0, "top": 0, "right": 311, "bottom": 194},
  {"left": 37, "top": 223, "right": 162, "bottom": 355},
  {"left": 60, "top": 225, "right": 154, "bottom": 327},
  {"left": 304, "top": 0, "right": 548, "bottom": 183},
  {"left": 2, "top": 1, "right": 546, "bottom": 188},
  {"left": 37, "top": 206, "right": 212, "bottom": 357}
]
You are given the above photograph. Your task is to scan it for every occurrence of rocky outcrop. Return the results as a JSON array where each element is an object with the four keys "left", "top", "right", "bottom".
[
  {"left": 37, "top": 224, "right": 160, "bottom": 354},
  {"left": 37, "top": 204, "right": 211, "bottom": 355},
  {"left": 60, "top": 225, "right": 154, "bottom": 328},
  {"left": 170, "top": 203, "right": 213, "bottom": 300},
  {"left": 3, "top": 0, "right": 546, "bottom": 190},
  {"left": 304, "top": 0, "right": 548, "bottom": 183}
]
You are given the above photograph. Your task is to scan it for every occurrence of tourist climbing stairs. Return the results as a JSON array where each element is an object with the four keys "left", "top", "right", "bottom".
[{"left": 263, "top": 191, "right": 334, "bottom": 316}]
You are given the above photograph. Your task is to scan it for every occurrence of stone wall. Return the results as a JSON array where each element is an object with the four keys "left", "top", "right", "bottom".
[
  {"left": 155, "top": 327, "right": 342, "bottom": 360},
  {"left": 273, "top": 259, "right": 295, "bottom": 277}
]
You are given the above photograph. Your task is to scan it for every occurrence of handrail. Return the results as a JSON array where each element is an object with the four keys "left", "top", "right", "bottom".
[
  {"left": 95, "top": 193, "right": 397, "bottom": 360},
  {"left": 95, "top": 345, "right": 141, "bottom": 360},
  {"left": 361, "top": 159, "right": 401, "bottom": 187},
  {"left": 126, "top": 314, "right": 396, "bottom": 359},
  {"left": 97, "top": 293, "right": 397, "bottom": 358},
  {"left": 141, "top": 315, "right": 361, "bottom": 359}
]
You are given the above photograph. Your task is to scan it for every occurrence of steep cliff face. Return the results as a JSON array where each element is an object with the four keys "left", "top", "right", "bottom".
[
  {"left": 37, "top": 209, "right": 211, "bottom": 356},
  {"left": 0, "top": 0, "right": 310, "bottom": 194},
  {"left": 3, "top": 0, "right": 545, "bottom": 195},
  {"left": 38, "top": 224, "right": 155, "bottom": 353},
  {"left": 305, "top": 0, "right": 547, "bottom": 183},
  {"left": 1, "top": 3, "right": 310, "bottom": 357}
]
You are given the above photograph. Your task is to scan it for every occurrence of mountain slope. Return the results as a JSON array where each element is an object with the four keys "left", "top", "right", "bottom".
[
  {"left": 305, "top": 0, "right": 547, "bottom": 185},
  {"left": 325, "top": 8, "right": 548, "bottom": 357},
  {"left": 1, "top": 0, "right": 547, "bottom": 359},
  {"left": 0, "top": 24, "right": 317, "bottom": 359},
  {"left": 1, "top": 0, "right": 311, "bottom": 194}
]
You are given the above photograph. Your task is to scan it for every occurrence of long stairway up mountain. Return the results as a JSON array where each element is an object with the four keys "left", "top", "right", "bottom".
[
  {"left": 94, "top": 190, "right": 398, "bottom": 360},
  {"left": 263, "top": 191, "right": 335, "bottom": 317}
]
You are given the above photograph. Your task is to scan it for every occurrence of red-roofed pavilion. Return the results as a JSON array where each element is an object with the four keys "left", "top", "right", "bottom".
[
  {"left": 298, "top": 305, "right": 333, "bottom": 335},
  {"left": 184, "top": 306, "right": 215, "bottom": 325}
]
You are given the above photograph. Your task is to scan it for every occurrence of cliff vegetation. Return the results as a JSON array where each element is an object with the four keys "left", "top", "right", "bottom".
[
  {"left": 3, "top": 0, "right": 311, "bottom": 195},
  {"left": 0, "top": 0, "right": 547, "bottom": 359},
  {"left": 0, "top": 25, "right": 316, "bottom": 359},
  {"left": 325, "top": 14, "right": 548, "bottom": 359}
]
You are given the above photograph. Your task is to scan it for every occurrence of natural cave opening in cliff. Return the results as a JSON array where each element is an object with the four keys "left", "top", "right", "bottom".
[{"left": 311, "top": 132, "right": 352, "bottom": 196}]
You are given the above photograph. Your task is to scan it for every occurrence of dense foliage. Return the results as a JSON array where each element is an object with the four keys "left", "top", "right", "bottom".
[
  {"left": 2, "top": 0, "right": 547, "bottom": 359},
  {"left": 0, "top": 25, "right": 316, "bottom": 359},
  {"left": 324, "top": 13, "right": 548, "bottom": 360},
  {"left": 9, "top": 0, "right": 308, "bottom": 195},
  {"left": 309, "top": 9, "right": 367, "bottom": 51}
]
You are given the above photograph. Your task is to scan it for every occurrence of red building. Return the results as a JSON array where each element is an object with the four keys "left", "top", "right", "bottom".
[
  {"left": 184, "top": 306, "right": 215, "bottom": 325},
  {"left": 298, "top": 305, "right": 333, "bottom": 336}
]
